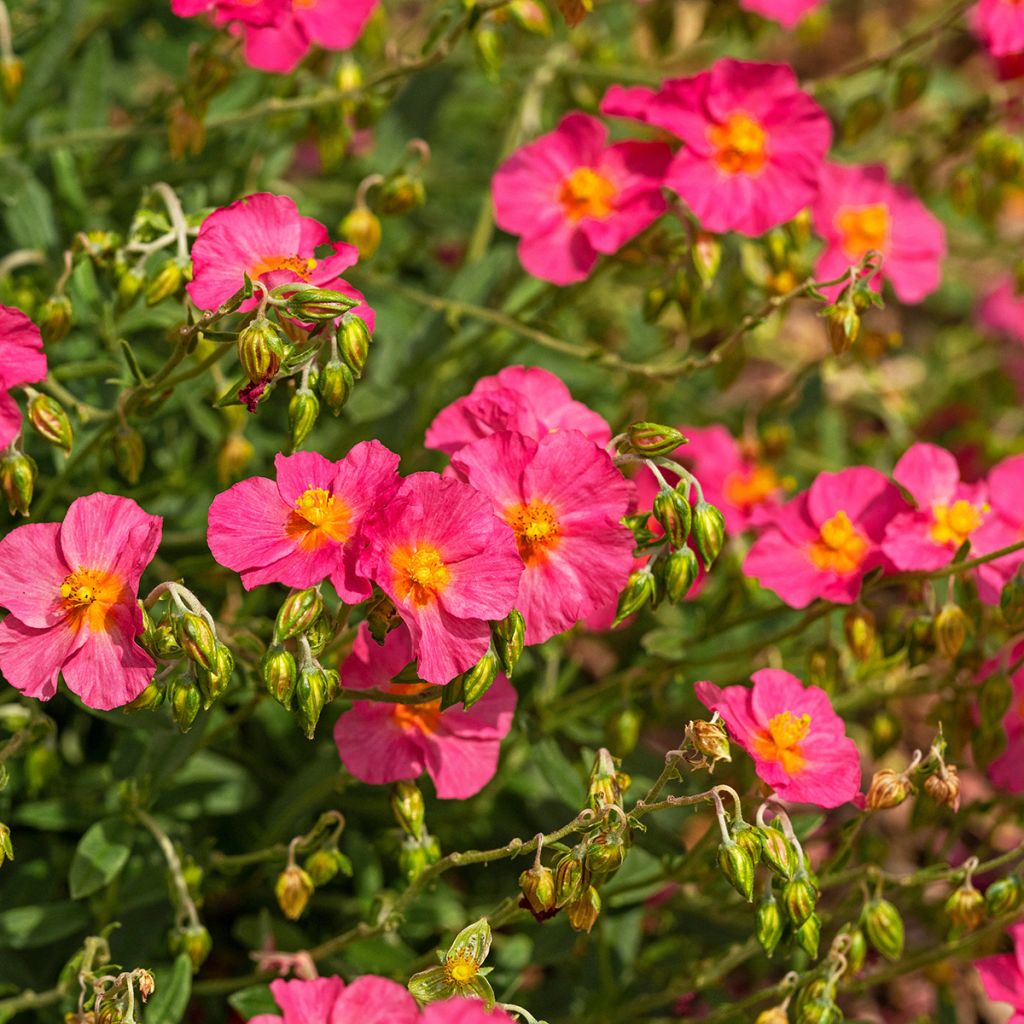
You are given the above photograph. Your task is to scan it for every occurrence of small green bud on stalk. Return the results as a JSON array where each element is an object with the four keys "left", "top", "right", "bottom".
[
  {"left": 653, "top": 489, "right": 692, "bottom": 549},
  {"left": 718, "top": 839, "right": 755, "bottom": 902},
  {"left": 295, "top": 665, "right": 329, "bottom": 739},
  {"left": 288, "top": 389, "right": 320, "bottom": 451},
  {"left": 275, "top": 587, "right": 324, "bottom": 641},
  {"left": 585, "top": 831, "right": 627, "bottom": 879},
  {"left": 492, "top": 609, "right": 525, "bottom": 676},
  {"left": 38, "top": 295, "right": 72, "bottom": 344},
  {"left": 391, "top": 780, "right": 426, "bottom": 838},
  {"left": 605, "top": 708, "right": 642, "bottom": 757},
  {"left": 237, "top": 317, "right": 285, "bottom": 383},
  {"left": 923, "top": 763, "right": 961, "bottom": 812},
  {"left": 692, "top": 232, "right": 721, "bottom": 288},
  {"left": 554, "top": 852, "right": 587, "bottom": 908},
  {"left": 756, "top": 890, "right": 784, "bottom": 957},
  {"left": 985, "top": 874, "right": 1023, "bottom": 918},
  {"left": 566, "top": 884, "right": 601, "bottom": 933},
  {"left": 145, "top": 259, "right": 185, "bottom": 306},
  {"left": 27, "top": 393, "right": 73, "bottom": 453},
  {"left": 123, "top": 682, "right": 165, "bottom": 712},
  {"left": 339, "top": 315, "right": 372, "bottom": 377},
  {"left": 519, "top": 863, "right": 557, "bottom": 916},
  {"left": 731, "top": 821, "right": 763, "bottom": 863},
  {"left": 842, "top": 93, "right": 886, "bottom": 144},
  {"left": 261, "top": 645, "right": 297, "bottom": 707},
  {"left": 304, "top": 613, "right": 334, "bottom": 657},
  {"left": 0, "top": 822, "right": 13, "bottom": 867},
  {"left": 587, "top": 748, "right": 624, "bottom": 812},
  {"left": 462, "top": 650, "right": 499, "bottom": 709},
  {"left": 663, "top": 546, "right": 700, "bottom": 603},
  {"left": 116, "top": 267, "right": 146, "bottom": 310},
  {"left": 169, "top": 674, "right": 202, "bottom": 733},
  {"left": 1, "top": 452, "right": 36, "bottom": 516},
  {"left": 173, "top": 924, "right": 212, "bottom": 972},
  {"left": 865, "top": 767, "right": 913, "bottom": 811},
  {"left": 893, "top": 62, "right": 929, "bottom": 108},
  {"left": 199, "top": 644, "right": 234, "bottom": 707},
  {"left": 843, "top": 606, "right": 876, "bottom": 661},
  {"left": 284, "top": 288, "right": 358, "bottom": 322},
  {"left": 153, "top": 616, "right": 182, "bottom": 658},
  {"left": 304, "top": 848, "right": 351, "bottom": 886},
  {"left": 782, "top": 873, "right": 818, "bottom": 927},
  {"left": 367, "top": 592, "right": 400, "bottom": 644},
  {"left": 837, "top": 923, "right": 868, "bottom": 977},
  {"left": 692, "top": 501, "right": 726, "bottom": 569},
  {"left": 1000, "top": 569, "right": 1024, "bottom": 629},
  {"left": 113, "top": 425, "right": 146, "bottom": 484},
  {"left": 796, "top": 992, "right": 840, "bottom": 1024},
  {"left": 979, "top": 671, "right": 1014, "bottom": 726},
  {"left": 945, "top": 883, "right": 985, "bottom": 931},
  {"left": 317, "top": 358, "right": 355, "bottom": 415},
  {"left": 625, "top": 421, "right": 687, "bottom": 457},
  {"left": 0, "top": 56, "right": 24, "bottom": 104},
  {"left": 825, "top": 304, "right": 860, "bottom": 356},
  {"left": 794, "top": 911, "right": 822, "bottom": 959},
  {"left": 275, "top": 864, "right": 315, "bottom": 920},
  {"left": 934, "top": 603, "right": 969, "bottom": 659},
  {"left": 340, "top": 206, "right": 382, "bottom": 259},
  {"left": 377, "top": 172, "right": 426, "bottom": 215},
  {"left": 760, "top": 827, "right": 798, "bottom": 880},
  {"left": 177, "top": 612, "right": 218, "bottom": 671},
  {"left": 862, "top": 897, "right": 904, "bottom": 961},
  {"left": 613, "top": 569, "right": 656, "bottom": 625}
]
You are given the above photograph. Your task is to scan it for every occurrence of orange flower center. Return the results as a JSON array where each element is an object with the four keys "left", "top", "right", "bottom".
[
  {"left": 391, "top": 684, "right": 442, "bottom": 734},
  {"left": 248, "top": 254, "right": 318, "bottom": 280},
  {"left": 506, "top": 499, "right": 561, "bottom": 565},
  {"left": 391, "top": 544, "right": 452, "bottom": 606},
  {"left": 285, "top": 487, "right": 352, "bottom": 551},
  {"left": 753, "top": 710, "right": 811, "bottom": 774},
  {"left": 808, "top": 510, "right": 869, "bottom": 575},
  {"left": 59, "top": 567, "right": 123, "bottom": 632},
  {"left": 723, "top": 464, "right": 780, "bottom": 510},
  {"left": 707, "top": 112, "right": 769, "bottom": 176},
  {"left": 558, "top": 167, "right": 617, "bottom": 223},
  {"left": 836, "top": 204, "right": 890, "bottom": 260},
  {"left": 930, "top": 499, "right": 986, "bottom": 548}
]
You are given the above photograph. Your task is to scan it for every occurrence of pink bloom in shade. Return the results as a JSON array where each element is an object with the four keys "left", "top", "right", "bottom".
[
  {"left": 450, "top": 430, "right": 635, "bottom": 645},
  {"left": 973, "top": 0, "right": 1024, "bottom": 56},
  {"left": 975, "top": 922, "right": 1024, "bottom": 1022},
  {"left": 248, "top": 975, "right": 419, "bottom": 1024},
  {"left": 239, "top": 0, "right": 379, "bottom": 74},
  {"left": 743, "top": 467, "right": 906, "bottom": 608},
  {"left": 421, "top": 1000, "right": 516, "bottom": 1024},
  {"left": 356, "top": 473, "right": 523, "bottom": 684},
  {"left": 738, "top": 0, "right": 823, "bottom": 27},
  {"left": 600, "top": 60, "right": 832, "bottom": 236},
  {"left": 492, "top": 112, "right": 671, "bottom": 285},
  {"left": 0, "top": 305, "right": 47, "bottom": 448},
  {"left": 0, "top": 493, "right": 161, "bottom": 710},
  {"left": 882, "top": 443, "right": 989, "bottom": 573},
  {"left": 425, "top": 365, "right": 611, "bottom": 456},
  {"left": 978, "top": 275, "right": 1024, "bottom": 343},
  {"left": 695, "top": 668, "right": 862, "bottom": 808},
  {"left": 187, "top": 193, "right": 361, "bottom": 314},
  {"left": 334, "top": 655, "right": 517, "bottom": 800},
  {"left": 812, "top": 163, "right": 947, "bottom": 304},
  {"left": 207, "top": 443, "right": 400, "bottom": 600},
  {"left": 972, "top": 455, "right": 1024, "bottom": 604},
  {"left": 171, "top": 0, "right": 286, "bottom": 27}
]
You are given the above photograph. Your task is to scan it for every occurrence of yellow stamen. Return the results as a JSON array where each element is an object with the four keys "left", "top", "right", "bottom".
[
  {"left": 286, "top": 487, "right": 352, "bottom": 551},
  {"left": 723, "top": 464, "right": 780, "bottom": 510},
  {"left": 753, "top": 710, "right": 812, "bottom": 774},
  {"left": 836, "top": 203, "right": 890, "bottom": 260},
  {"left": 930, "top": 499, "right": 986, "bottom": 548},
  {"left": 391, "top": 544, "right": 452, "bottom": 606},
  {"left": 505, "top": 499, "right": 561, "bottom": 565},
  {"left": 808, "top": 510, "right": 869, "bottom": 575},
  {"left": 248, "top": 254, "right": 318, "bottom": 280},
  {"left": 443, "top": 950, "right": 480, "bottom": 987},
  {"left": 707, "top": 112, "right": 769, "bottom": 176},
  {"left": 59, "top": 567, "right": 122, "bottom": 632},
  {"left": 558, "top": 167, "right": 617, "bottom": 223}
]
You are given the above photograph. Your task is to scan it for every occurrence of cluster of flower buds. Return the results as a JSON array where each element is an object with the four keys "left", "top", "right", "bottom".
[
  {"left": 391, "top": 780, "right": 442, "bottom": 882},
  {"left": 131, "top": 584, "right": 234, "bottom": 732},
  {"left": 0, "top": 445, "right": 36, "bottom": 516},
  {"left": 260, "top": 587, "right": 339, "bottom": 739},
  {"left": 865, "top": 732, "right": 961, "bottom": 813},
  {"left": 408, "top": 917, "right": 496, "bottom": 1007},
  {"left": 273, "top": 810, "right": 351, "bottom": 921},
  {"left": 443, "top": 610, "right": 525, "bottom": 712}
]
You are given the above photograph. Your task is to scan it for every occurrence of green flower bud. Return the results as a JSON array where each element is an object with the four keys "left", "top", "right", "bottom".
[
  {"left": 625, "top": 421, "right": 687, "bottom": 457},
  {"left": 945, "top": 884, "right": 985, "bottom": 931},
  {"left": 275, "top": 864, "right": 315, "bottom": 920},
  {"left": 1, "top": 452, "right": 36, "bottom": 516},
  {"left": 288, "top": 389, "right": 320, "bottom": 452},
  {"left": 843, "top": 606, "right": 876, "bottom": 661},
  {"left": 612, "top": 569, "right": 656, "bottom": 626},
  {"left": 304, "top": 612, "right": 335, "bottom": 657},
  {"left": 587, "top": 748, "right": 624, "bottom": 812},
  {"left": 653, "top": 489, "right": 692, "bottom": 549},
  {"left": 283, "top": 287, "right": 358, "bottom": 322},
  {"left": 732, "top": 821, "right": 763, "bottom": 863},
  {"left": 169, "top": 673, "right": 202, "bottom": 733},
  {"left": 934, "top": 603, "right": 969, "bottom": 660},
  {"left": 172, "top": 924, "right": 212, "bottom": 972},
  {"left": 0, "top": 822, "right": 13, "bottom": 867},
  {"left": 340, "top": 206, "right": 382, "bottom": 260},
  {"left": 795, "top": 911, "right": 821, "bottom": 959},
  {"left": 295, "top": 665, "right": 329, "bottom": 739},
  {"left": 113, "top": 424, "right": 146, "bottom": 485},
  {"left": 145, "top": 258, "right": 185, "bottom": 306},
  {"left": 1000, "top": 569, "right": 1024, "bottom": 630},
  {"left": 462, "top": 650, "right": 499, "bottom": 709},
  {"left": 27, "top": 393, "right": 73, "bottom": 454},
  {"left": 795, "top": 993, "right": 840, "bottom": 1024},
  {"left": 554, "top": 852, "right": 586, "bottom": 908},
  {"left": 842, "top": 93, "right": 886, "bottom": 144},
  {"left": 123, "top": 682, "right": 165, "bottom": 712},
  {"left": 782, "top": 873, "right": 818, "bottom": 927},
  {"left": 835, "top": 923, "right": 867, "bottom": 978},
  {"left": 985, "top": 875, "right": 1023, "bottom": 919},
  {"left": 980, "top": 672, "right": 1014, "bottom": 728},
  {"left": 339, "top": 315, "right": 372, "bottom": 377},
  {"left": 519, "top": 863, "right": 557, "bottom": 916},
  {"left": 718, "top": 839, "right": 755, "bottom": 902},
  {"left": 262, "top": 645, "right": 298, "bottom": 708},
  {"left": 585, "top": 831, "right": 627, "bottom": 879},
  {"left": 862, "top": 897, "right": 904, "bottom": 961},
  {"left": 198, "top": 643, "right": 233, "bottom": 708},
  {"left": 116, "top": 267, "right": 146, "bottom": 310},
  {"left": 38, "top": 294, "right": 72, "bottom": 344},
  {"left": 756, "top": 890, "right": 785, "bottom": 957},
  {"left": 399, "top": 837, "right": 432, "bottom": 882},
  {"left": 692, "top": 501, "right": 726, "bottom": 569},
  {"left": 366, "top": 592, "right": 400, "bottom": 644},
  {"left": 566, "top": 884, "right": 601, "bottom": 933},
  {"left": 755, "top": 1007, "right": 789, "bottom": 1024},
  {"left": 176, "top": 612, "right": 218, "bottom": 671},
  {"left": 316, "top": 358, "right": 355, "bottom": 416},
  {"left": 153, "top": 617, "right": 182, "bottom": 658},
  {"left": 761, "top": 827, "right": 798, "bottom": 880},
  {"left": 237, "top": 316, "right": 285, "bottom": 383},
  {"left": 663, "top": 546, "right": 700, "bottom": 603},
  {"left": 605, "top": 708, "right": 642, "bottom": 758},
  {"left": 275, "top": 588, "right": 324, "bottom": 641},
  {"left": 304, "top": 848, "right": 352, "bottom": 886},
  {"left": 825, "top": 304, "right": 860, "bottom": 355},
  {"left": 492, "top": 609, "right": 525, "bottom": 677},
  {"left": 377, "top": 172, "right": 426, "bottom": 215},
  {"left": 391, "top": 780, "right": 426, "bottom": 838}
]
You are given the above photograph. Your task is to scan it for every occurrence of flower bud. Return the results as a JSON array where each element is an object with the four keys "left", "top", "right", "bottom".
[
  {"left": 169, "top": 674, "right": 202, "bottom": 733},
  {"left": 259, "top": 644, "right": 296, "bottom": 708},
  {"left": 934, "top": 603, "right": 969, "bottom": 659},
  {"left": 893, "top": 62, "right": 929, "bottom": 109},
  {"left": 462, "top": 650, "right": 499, "bottom": 709},
  {"left": 663, "top": 546, "right": 700, "bottom": 603},
  {"left": 275, "top": 588, "right": 324, "bottom": 641},
  {"left": 1, "top": 452, "right": 36, "bottom": 516},
  {"left": 842, "top": 94, "right": 886, "bottom": 145},
  {"left": 0, "top": 55, "right": 24, "bottom": 104},
  {"left": 172, "top": 924, "right": 212, "bottom": 972},
  {"left": 689, "top": 719, "right": 731, "bottom": 767},
  {"left": 692, "top": 232, "right": 721, "bottom": 288},
  {"left": 0, "top": 822, "right": 13, "bottom": 867},
  {"left": 340, "top": 206, "right": 382, "bottom": 260},
  {"left": 304, "top": 613, "right": 335, "bottom": 657},
  {"left": 339, "top": 316, "right": 372, "bottom": 377},
  {"left": 692, "top": 501, "right": 726, "bottom": 569},
  {"left": 288, "top": 389, "right": 320, "bottom": 452},
  {"left": 377, "top": 172, "right": 426, "bottom": 215},
  {"left": 605, "top": 707, "right": 641, "bottom": 757},
  {"left": 756, "top": 890, "right": 784, "bottom": 957},
  {"left": 566, "top": 884, "right": 601, "bottom": 933},
  {"left": 653, "top": 489, "right": 692, "bottom": 549},
  {"left": 624, "top": 421, "right": 687, "bottom": 457},
  {"left": 863, "top": 897, "right": 904, "bottom": 961},
  {"left": 284, "top": 288, "right": 358, "bottom": 322},
  {"left": 398, "top": 836, "right": 433, "bottom": 882},
  {"left": 391, "top": 780, "right": 426, "bottom": 838},
  {"left": 782, "top": 873, "right": 817, "bottom": 927},
  {"left": 27, "top": 393, "right": 73, "bottom": 454},
  {"left": 985, "top": 874, "right": 1023, "bottom": 919},
  {"left": 585, "top": 832, "right": 627, "bottom": 879},
  {"left": 587, "top": 748, "right": 623, "bottom": 812},
  {"left": 304, "top": 848, "right": 352, "bottom": 886},
  {"left": 123, "top": 682, "right": 165, "bottom": 712},
  {"left": 731, "top": 821, "right": 763, "bottom": 863},
  {"left": 275, "top": 864, "right": 315, "bottom": 920},
  {"left": 295, "top": 665, "right": 329, "bottom": 739},
  {"left": 176, "top": 612, "right": 218, "bottom": 671},
  {"left": 760, "top": 827, "right": 798, "bottom": 880},
  {"left": 519, "top": 863, "right": 557, "bottom": 916},
  {"left": 923, "top": 764, "right": 960, "bottom": 812},
  {"left": 865, "top": 767, "right": 913, "bottom": 810},
  {"left": 825, "top": 305, "right": 859, "bottom": 355},
  {"left": 837, "top": 923, "right": 867, "bottom": 977},
  {"left": 612, "top": 569, "right": 656, "bottom": 626},
  {"left": 718, "top": 839, "right": 755, "bottom": 902},
  {"left": 113, "top": 425, "right": 145, "bottom": 485},
  {"left": 152, "top": 615, "right": 182, "bottom": 658},
  {"left": 237, "top": 317, "right": 285, "bottom": 383},
  {"left": 979, "top": 671, "right": 1014, "bottom": 727},
  {"left": 38, "top": 295, "right": 72, "bottom": 344},
  {"left": 755, "top": 1008, "right": 788, "bottom": 1024},
  {"left": 794, "top": 911, "right": 821, "bottom": 959},
  {"left": 116, "top": 267, "right": 146, "bottom": 310},
  {"left": 843, "top": 606, "right": 876, "bottom": 661},
  {"left": 796, "top": 993, "right": 840, "bottom": 1024},
  {"left": 945, "top": 884, "right": 985, "bottom": 931},
  {"left": 316, "top": 358, "right": 355, "bottom": 416},
  {"left": 145, "top": 259, "right": 184, "bottom": 306},
  {"left": 1000, "top": 569, "right": 1024, "bottom": 630},
  {"left": 198, "top": 644, "right": 233, "bottom": 708},
  {"left": 492, "top": 609, "right": 525, "bottom": 677},
  {"left": 554, "top": 852, "right": 586, "bottom": 908}
]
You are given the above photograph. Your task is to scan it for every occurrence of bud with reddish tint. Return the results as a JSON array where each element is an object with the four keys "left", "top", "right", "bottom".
[{"left": 27, "top": 393, "right": 72, "bottom": 453}]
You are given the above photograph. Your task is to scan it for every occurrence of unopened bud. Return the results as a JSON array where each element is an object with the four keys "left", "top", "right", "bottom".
[
  {"left": 842, "top": 93, "right": 886, "bottom": 144},
  {"left": 625, "top": 422, "right": 687, "bottom": 457},
  {"left": 284, "top": 287, "right": 358, "bottom": 322},
  {"left": 825, "top": 305, "right": 860, "bottom": 356},
  {"left": 0, "top": 56, "right": 23, "bottom": 104},
  {"left": 760, "top": 827, "right": 798, "bottom": 880},
  {"left": 176, "top": 612, "right": 218, "bottom": 671},
  {"left": 288, "top": 389, "right": 320, "bottom": 451},
  {"left": 367, "top": 592, "right": 400, "bottom": 644},
  {"left": 340, "top": 206, "right": 382, "bottom": 260},
  {"left": 462, "top": 650, "right": 499, "bottom": 709},
  {"left": 275, "top": 588, "right": 324, "bottom": 641},
  {"left": 377, "top": 172, "right": 426, "bottom": 216},
  {"left": 152, "top": 616, "right": 182, "bottom": 658},
  {"left": 755, "top": 1008, "right": 789, "bottom": 1024},
  {"left": 275, "top": 864, "right": 314, "bottom": 920},
  {"left": 1000, "top": 569, "right": 1024, "bottom": 630},
  {"left": 731, "top": 821, "right": 763, "bottom": 863},
  {"left": 554, "top": 852, "right": 586, "bottom": 908},
  {"left": 295, "top": 664, "right": 329, "bottom": 739},
  {"left": 0, "top": 823, "right": 13, "bottom": 867},
  {"left": 39, "top": 295, "right": 72, "bottom": 344},
  {"left": 756, "top": 890, "right": 784, "bottom": 957},
  {"left": 391, "top": 780, "right": 426, "bottom": 838},
  {"left": 261, "top": 645, "right": 297, "bottom": 707},
  {"left": 863, "top": 897, "right": 904, "bottom": 961},
  {"left": 923, "top": 764, "right": 960, "bottom": 812},
  {"left": 794, "top": 911, "right": 821, "bottom": 959},
  {"left": 316, "top": 358, "right": 354, "bottom": 415},
  {"left": 113, "top": 425, "right": 145, "bottom": 485},
  {"left": 718, "top": 839, "right": 755, "bottom": 902},
  {"left": 663, "top": 546, "right": 700, "bottom": 602},
  {"left": 519, "top": 863, "right": 557, "bottom": 916},
  {"left": 123, "top": 682, "right": 165, "bottom": 712},
  {"left": 613, "top": 569, "right": 655, "bottom": 626},
  {"left": 237, "top": 317, "right": 285, "bottom": 383},
  {"left": 837, "top": 923, "right": 867, "bottom": 977},
  {"left": 169, "top": 674, "right": 202, "bottom": 733},
  {"left": 304, "top": 848, "right": 352, "bottom": 886},
  {"left": 653, "top": 489, "right": 692, "bottom": 549},
  {"left": 980, "top": 671, "right": 1014, "bottom": 727},
  {"left": 985, "top": 874, "right": 1023, "bottom": 918},
  {"left": 934, "top": 603, "right": 969, "bottom": 659},
  {"left": 116, "top": 267, "right": 146, "bottom": 310},
  {"left": 339, "top": 316, "right": 371, "bottom": 377},
  {"left": 865, "top": 767, "right": 913, "bottom": 810},
  {"left": 945, "top": 883, "right": 985, "bottom": 931},
  {"left": 1, "top": 452, "right": 36, "bottom": 516},
  {"left": 27, "top": 393, "right": 73, "bottom": 453},
  {"left": 689, "top": 719, "right": 731, "bottom": 766},
  {"left": 692, "top": 232, "right": 721, "bottom": 288},
  {"left": 692, "top": 501, "right": 726, "bottom": 569},
  {"left": 796, "top": 993, "right": 840, "bottom": 1024},
  {"left": 585, "top": 832, "right": 627, "bottom": 878},
  {"left": 587, "top": 748, "right": 623, "bottom": 812},
  {"left": 173, "top": 924, "right": 212, "bottom": 972},
  {"left": 145, "top": 259, "right": 184, "bottom": 306},
  {"left": 893, "top": 62, "right": 929, "bottom": 109},
  {"left": 198, "top": 643, "right": 233, "bottom": 708},
  {"left": 566, "top": 884, "right": 601, "bottom": 933},
  {"left": 605, "top": 707, "right": 641, "bottom": 757},
  {"left": 843, "top": 606, "right": 876, "bottom": 661},
  {"left": 492, "top": 609, "right": 525, "bottom": 676},
  {"left": 782, "top": 873, "right": 817, "bottom": 927}
]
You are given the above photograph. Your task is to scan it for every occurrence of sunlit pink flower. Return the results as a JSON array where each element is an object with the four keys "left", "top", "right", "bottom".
[
  {"left": 426, "top": 365, "right": 611, "bottom": 455},
  {"left": 812, "top": 162, "right": 946, "bottom": 304},
  {"left": 744, "top": 467, "right": 905, "bottom": 607},
  {"left": 882, "top": 443, "right": 989, "bottom": 573},
  {"left": 334, "top": 624, "right": 517, "bottom": 799},
  {"left": 696, "top": 668, "right": 862, "bottom": 807},
  {"left": 421, "top": 1001, "right": 517, "bottom": 1024},
  {"left": 451, "top": 430, "right": 634, "bottom": 644},
  {"left": 207, "top": 443, "right": 400, "bottom": 600},
  {"left": 978, "top": 275, "right": 1024, "bottom": 343},
  {"left": 973, "top": 0, "right": 1024, "bottom": 57},
  {"left": 187, "top": 193, "right": 362, "bottom": 314},
  {"left": 492, "top": 112, "right": 671, "bottom": 285},
  {"left": 601, "top": 59, "right": 832, "bottom": 236},
  {"left": 248, "top": 974, "right": 419, "bottom": 1024},
  {"left": 0, "top": 305, "right": 47, "bottom": 448},
  {"left": 972, "top": 455, "right": 1024, "bottom": 603},
  {"left": 357, "top": 473, "right": 523, "bottom": 683},
  {"left": 0, "top": 493, "right": 161, "bottom": 710},
  {"left": 738, "top": 0, "right": 823, "bottom": 27},
  {"left": 171, "top": 0, "right": 286, "bottom": 27},
  {"left": 975, "top": 922, "right": 1024, "bottom": 1022}
]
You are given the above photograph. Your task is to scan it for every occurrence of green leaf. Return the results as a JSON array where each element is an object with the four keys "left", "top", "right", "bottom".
[
  {"left": 228, "top": 984, "right": 278, "bottom": 1019},
  {"left": 146, "top": 954, "right": 193, "bottom": 1024},
  {"left": 0, "top": 164, "right": 58, "bottom": 251},
  {"left": 156, "top": 751, "right": 259, "bottom": 819},
  {"left": 68, "top": 33, "right": 112, "bottom": 131},
  {"left": 0, "top": 902, "right": 89, "bottom": 949},
  {"left": 69, "top": 817, "right": 135, "bottom": 899}
]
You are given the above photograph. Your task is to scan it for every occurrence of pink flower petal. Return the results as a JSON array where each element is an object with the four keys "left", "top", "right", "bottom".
[{"left": 0, "top": 522, "right": 70, "bottom": 627}]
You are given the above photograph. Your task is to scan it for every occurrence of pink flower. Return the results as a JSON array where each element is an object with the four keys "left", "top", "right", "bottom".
[
  {"left": 738, "top": 0, "right": 823, "bottom": 27},
  {"left": 601, "top": 60, "right": 832, "bottom": 236},
  {"left": 425, "top": 365, "right": 611, "bottom": 456},
  {"left": 357, "top": 473, "right": 523, "bottom": 683},
  {"left": 971, "top": 455, "right": 1024, "bottom": 603},
  {"left": 973, "top": 0, "right": 1024, "bottom": 57},
  {"left": 207, "top": 443, "right": 400, "bottom": 600},
  {"left": 975, "top": 922, "right": 1024, "bottom": 1022},
  {"left": 187, "top": 193, "right": 362, "bottom": 314},
  {"left": 451, "top": 430, "right": 635, "bottom": 644},
  {"left": 421, "top": 1002, "right": 516, "bottom": 1024},
  {"left": 812, "top": 163, "right": 946, "bottom": 304},
  {"left": 695, "top": 668, "right": 862, "bottom": 808},
  {"left": 492, "top": 112, "right": 671, "bottom": 285},
  {"left": 882, "top": 443, "right": 989, "bottom": 573},
  {"left": 0, "top": 493, "right": 162, "bottom": 710},
  {"left": 248, "top": 975, "right": 419, "bottom": 1024},
  {"left": 334, "top": 624, "right": 517, "bottom": 799},
  {"left": 171, "top": 0, "right": 286, "bottom": 27},
  {"left": 743, "top": 467, "right": 905, "bottom": 607},
  {"left": 0, "top": 305, "right": 47, "bottom": 448},
  {"left": 981, "top": 655, "right": 1024, "bottom": 794},
  {"left": 978, "top": 275, "right": 1024, "bottom": 343}
]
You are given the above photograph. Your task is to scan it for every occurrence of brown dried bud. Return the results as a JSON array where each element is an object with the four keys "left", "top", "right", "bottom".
[
  {"left": 865, "top": 767, "right": 913, "bottom": 811},
  {"left": 923, "top": 764, "right": 961, "bottom": 812},
  {"left": 689, "top": 719, "right": 731, "bottom": 766}
]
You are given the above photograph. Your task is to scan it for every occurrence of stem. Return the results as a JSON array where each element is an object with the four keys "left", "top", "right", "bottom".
[{"left": 134, "top": 809, "right": 201, "bottom": 929}]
